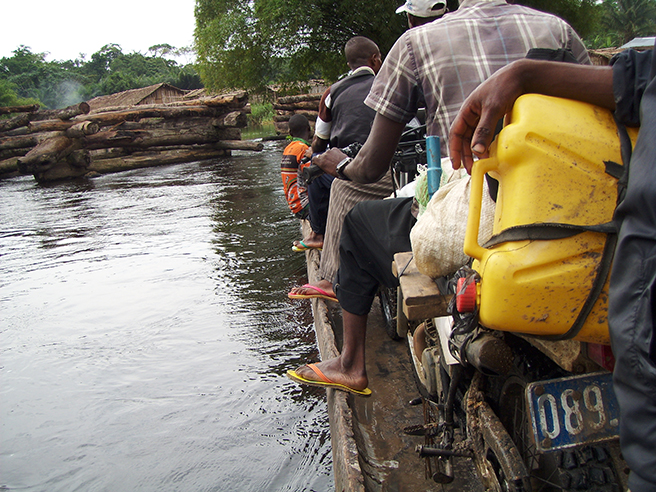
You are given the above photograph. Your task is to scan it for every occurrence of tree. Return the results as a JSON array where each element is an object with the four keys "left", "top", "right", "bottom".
[
  {"left": 600, "top": 0, "right": 656, "bottom": 45},
  {"left": 0, "top": 78, "right": 41, "bottom": 110},
  {"left": 515, "top": 0, "right": 601, "bottom": 39},
  {"left": 195, "top": 0, "right": 408, "bottom": 92}
]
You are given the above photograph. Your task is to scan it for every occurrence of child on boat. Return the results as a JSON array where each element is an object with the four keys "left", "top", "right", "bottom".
[{"left": 280, "top": 114, "right": 312, "bottom": 220}]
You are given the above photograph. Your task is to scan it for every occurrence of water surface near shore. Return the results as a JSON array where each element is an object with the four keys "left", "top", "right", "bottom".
[{"left": 0, "top": 141, "right": 333, "bottom": 491}]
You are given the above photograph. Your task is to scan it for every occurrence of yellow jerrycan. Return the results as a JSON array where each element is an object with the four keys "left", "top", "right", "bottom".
[{"left": 463, "top": 94, "right": 638, "bottom": 345}]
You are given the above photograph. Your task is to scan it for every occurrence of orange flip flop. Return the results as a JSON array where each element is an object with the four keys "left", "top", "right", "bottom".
[{"left": 286, "top": 363, "right": 372, "bottom": 396}]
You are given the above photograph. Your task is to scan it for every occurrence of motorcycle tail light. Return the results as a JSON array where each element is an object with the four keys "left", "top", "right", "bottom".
[
  {"left": 587, "top": 343, "right": 616, "bottom": 372},
  {"left": 456, "top": 277, "right": 477, "bottom": 313}
]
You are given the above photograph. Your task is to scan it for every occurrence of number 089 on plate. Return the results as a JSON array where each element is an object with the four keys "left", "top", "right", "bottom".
[{"left": 526, "top": 372, "right": 620, "bottom": 453}]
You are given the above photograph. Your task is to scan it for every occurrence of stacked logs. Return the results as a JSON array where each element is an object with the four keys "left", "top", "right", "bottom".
[
  {"left": 273, "top": 94, "right": 322, "bottom": 135},
  {"left": 0, "top": 91, "right": 262, "bottom": 182}
]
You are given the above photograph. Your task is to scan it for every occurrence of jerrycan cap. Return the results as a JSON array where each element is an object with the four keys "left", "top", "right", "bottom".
[{"left": 456, "top": 277, "right": 477, "bottom": 313}]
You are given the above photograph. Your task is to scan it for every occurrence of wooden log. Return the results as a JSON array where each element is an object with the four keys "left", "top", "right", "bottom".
[
  {"left": 106, "top": 116, "right": 239, "bottom": 132},
  {"left": 273, "top": 101, "right": 320, "bottom": 111},
  {"left": 65, "top": 121, "right": 100, "bottom": 138},
  {"left": 87, "top": 91, "right": 248, "bottom": 115},
  {"left": 211, "top": 111, "right": 248, "bottom": 128},
  {"left": 0, "top": 157, "right": 20, "bottom": 177},
  {"left": 88, "top": 147, "right": 232, "bottom": 174},
  {"left": 0, "top": 113, "right": 31, "bottom": 132},
  {"left": 0, "top": 135, "right": 39, "bottom": 151},
  {"left": 18, "top": 135, "right": 76, "bottom": 174},
  {"left": 0, "top": 104, "right": 40, "bottom": 115},
  {"left": 84, "top": 105, "right": 243, "bottom": 126},
  {"left": 88, "top": 141, "right": 263, "bottom": 161},
  {"left": 276, "top": 94, "right": 322, "bottom": 104},
  {"left": 29, "top": 102, "right": 90, "bottom": 121},
  {"left": 273, "top": 109, "right": 318, "bottom": 121},
  {"left": 81, "top": 126, "right": 242, "bottom": 150},
  {"left": 0, "top": 147, "right": 30, "bottom": 160}
]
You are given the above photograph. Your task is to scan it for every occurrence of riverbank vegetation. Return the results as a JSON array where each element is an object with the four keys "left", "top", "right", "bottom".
[
  {"left": 1, "top": 44, "right": 201, "bottom": 110},
  {"left": 1, "top": 0, "right": 654, "bottom": 111}
]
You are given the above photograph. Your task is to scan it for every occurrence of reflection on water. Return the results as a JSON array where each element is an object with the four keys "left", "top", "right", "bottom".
[{"left": 0, "top": 141, "right": 333, "bottom": 491}]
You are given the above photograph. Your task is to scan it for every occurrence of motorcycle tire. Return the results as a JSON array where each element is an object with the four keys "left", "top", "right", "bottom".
[{"left": 491, "top": 336, "right": 627, "bottom": 491}]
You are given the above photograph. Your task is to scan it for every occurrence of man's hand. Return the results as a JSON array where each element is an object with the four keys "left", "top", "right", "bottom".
[
  {"left": 449, "top": 62, "right": 524, "bottom": 173},
  {"left": 449, "top": 59, "right": 615, "bottom": 174},
  {"left": 313, "top": 148, "right": 348, "bottom": 177}
]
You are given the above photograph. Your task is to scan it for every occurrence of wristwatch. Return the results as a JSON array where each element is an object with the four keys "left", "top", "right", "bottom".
[{"left": 336, "top": 157, "right": 352, "bottom": 181}]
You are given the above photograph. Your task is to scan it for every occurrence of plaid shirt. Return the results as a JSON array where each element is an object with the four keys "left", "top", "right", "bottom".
[{"left": 365, "top": 0, "right": 590, "bottom": 155}]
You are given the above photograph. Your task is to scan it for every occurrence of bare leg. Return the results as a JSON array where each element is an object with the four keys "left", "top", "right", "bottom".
[{"left": 295, "top": 311, "right": 368, "bottom": 391}]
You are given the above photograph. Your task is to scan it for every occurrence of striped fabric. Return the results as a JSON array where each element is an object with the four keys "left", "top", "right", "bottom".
[
  {"left": 366, "top": 0, "right": 590, "bottom": 156},
  {"left": 319, "top": 171, "right": 394, "bottom": 282}
]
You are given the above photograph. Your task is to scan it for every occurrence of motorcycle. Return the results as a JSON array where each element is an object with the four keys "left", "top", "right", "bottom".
[{"left": 399, "top": 94, "right": 638, "bottom": 491}]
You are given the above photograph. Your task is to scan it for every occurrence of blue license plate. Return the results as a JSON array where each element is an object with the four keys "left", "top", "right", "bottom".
[{"left": 526, "top": 372, "right": 620, "bottom": 452}]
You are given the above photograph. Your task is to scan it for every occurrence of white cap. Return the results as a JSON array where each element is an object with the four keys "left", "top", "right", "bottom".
[{"left": 395, "top": 0, "right": 447, "bottom": 17}]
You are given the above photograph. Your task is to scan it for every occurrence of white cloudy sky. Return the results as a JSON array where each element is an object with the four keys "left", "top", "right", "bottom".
[{"left": 1, "top": 1, "right": 197, "bottom": 62}]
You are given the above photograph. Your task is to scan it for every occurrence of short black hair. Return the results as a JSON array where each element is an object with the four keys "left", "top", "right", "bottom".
[
  {"left": 344, "top": 36, "right": 380, "bottom": 69},
  {"left": 288, "top": 113, "right": 310, "bottom": 136}
]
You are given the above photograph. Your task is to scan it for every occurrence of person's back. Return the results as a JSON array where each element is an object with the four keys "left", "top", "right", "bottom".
[
  {"left": 326, "top": 69, "right": 377, "bottom": 149},
  {"left": 366, "top": 0, "right": 590, "bottom": 154},
  {"left": 281, "top": 114, "right": 311, "bottom": 219}
]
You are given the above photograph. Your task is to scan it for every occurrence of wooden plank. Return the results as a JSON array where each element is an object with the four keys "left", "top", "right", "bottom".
[{"left": 393, "top": 251, "right": 452, "bottom": 320}]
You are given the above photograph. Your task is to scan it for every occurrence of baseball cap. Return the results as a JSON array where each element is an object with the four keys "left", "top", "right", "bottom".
[{"left": 395, "top": 0, "right": 447, "bottom": 18}]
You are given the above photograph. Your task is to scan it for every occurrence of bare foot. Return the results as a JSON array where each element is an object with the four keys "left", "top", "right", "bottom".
[
  {"left": 288, "top": 279, "right": 335, "bottom": 299},
  {"left": 292, "top": 231, "right": 323, "bottom": 250},
  {"left": 295, "top": 356, "right": 368, "bottom": 392}
]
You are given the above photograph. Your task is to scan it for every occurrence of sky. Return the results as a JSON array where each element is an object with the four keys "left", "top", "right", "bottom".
[{"left": 1, "top": 0, "right": 197, "bottom": 63}]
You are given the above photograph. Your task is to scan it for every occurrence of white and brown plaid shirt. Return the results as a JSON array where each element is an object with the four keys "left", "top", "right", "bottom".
[{"left": 366, "top": 0, "right": 590, "bottom": 155}]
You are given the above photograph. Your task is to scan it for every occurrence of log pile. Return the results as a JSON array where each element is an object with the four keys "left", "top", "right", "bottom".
[
  {"left": 0, "top": 91, "right": 262, "bottom": 182},
  {"left": 273, "top": 94, "right": 322, "bottom": 135}
]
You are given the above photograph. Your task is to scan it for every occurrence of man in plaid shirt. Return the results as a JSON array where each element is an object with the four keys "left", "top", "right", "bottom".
[{"left": 288, "top": 0, "right": 588, "bottom": 393}]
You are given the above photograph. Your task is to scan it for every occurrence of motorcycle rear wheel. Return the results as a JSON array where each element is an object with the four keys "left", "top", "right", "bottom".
[{"left": 496, "top": 374, "right": 625, "bottom": 491}]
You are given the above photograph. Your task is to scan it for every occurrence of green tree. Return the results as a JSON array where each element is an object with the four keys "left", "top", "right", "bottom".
[
  {"left": 195, "top": 0, "right": 408, "bottom": 92},
  {"left": 515, "top": 0, "right": 601, "bottom": 39},
  {"left": 600, "top": 0, "right": 656, "bottom": 45},
  {"left": 0, "top": 78, "right": 41, "bottom": 109}
]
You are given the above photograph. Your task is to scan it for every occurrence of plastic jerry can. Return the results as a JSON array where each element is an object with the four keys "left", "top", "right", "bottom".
[{"left": 464, "top": 94, "right": 638, "bottom": 345}]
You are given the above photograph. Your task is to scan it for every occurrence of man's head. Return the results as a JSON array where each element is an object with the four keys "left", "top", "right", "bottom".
[
  {"left": 288, "top": 114, "right": 310, "bottom": 139},
  {"left": 344, "top": 36, "right": 382, "bottom": 74},
  {"left": 396, "top": 0, "right": 447, "bottom": 28}
]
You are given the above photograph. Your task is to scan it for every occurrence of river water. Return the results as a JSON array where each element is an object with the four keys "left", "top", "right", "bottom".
[{"left": 0, "top": 139, "right": 333, "bottom": 491}]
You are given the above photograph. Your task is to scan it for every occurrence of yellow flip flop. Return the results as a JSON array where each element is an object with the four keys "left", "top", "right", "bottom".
[{"left": 286, "top": 363, "right": 372, "bottom": 396}]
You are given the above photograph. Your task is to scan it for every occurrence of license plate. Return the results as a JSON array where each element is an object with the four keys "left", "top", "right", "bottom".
[{"left": 526, "top": 372, "right": 619, "bottom": 452}]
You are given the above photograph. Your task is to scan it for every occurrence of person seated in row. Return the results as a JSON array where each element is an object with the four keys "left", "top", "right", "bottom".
[
  {"left": 280, "top": 114, "right": 312, "bottom": 221},
  {"left": 290, "top": 36, "right": 383, "bottom": 255},
  {"left": 286, "top": 0, "right": 589, "bottom": 395},
  {"left": 287, "top": 0, "right": 448, "bottom": 301}
]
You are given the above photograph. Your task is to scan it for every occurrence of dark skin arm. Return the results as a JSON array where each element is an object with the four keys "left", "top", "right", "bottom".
[
  {"left": 449, "top": 58, "right": 616, "bottom": 173},
  {"left": 312, "top": 113, "right": 406, "bottom": 183}
]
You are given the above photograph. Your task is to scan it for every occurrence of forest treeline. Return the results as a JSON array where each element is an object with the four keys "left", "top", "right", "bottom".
[
  {"left": 1, "top": 44, "right": 202, "bottom": 110},
  {"left": 2, "top": 0, "right": 655, "bottom": 110}
]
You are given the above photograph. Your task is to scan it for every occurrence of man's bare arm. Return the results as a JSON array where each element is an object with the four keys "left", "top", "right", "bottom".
[
  {"left": 449, "top": 59, "right": 615, "bottom": 173},
  {"left": 313, "top": 113, "right": 406, "bottom": 183}
]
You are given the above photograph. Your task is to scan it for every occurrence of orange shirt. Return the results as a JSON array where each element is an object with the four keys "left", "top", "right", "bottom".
[{"left": 281, "top": 138, "right": 310, "bottom": 216}]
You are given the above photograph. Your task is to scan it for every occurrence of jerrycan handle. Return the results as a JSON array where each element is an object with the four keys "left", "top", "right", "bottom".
[{"left": 464, "top": 158, "right": 498, "bottom": 261}]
